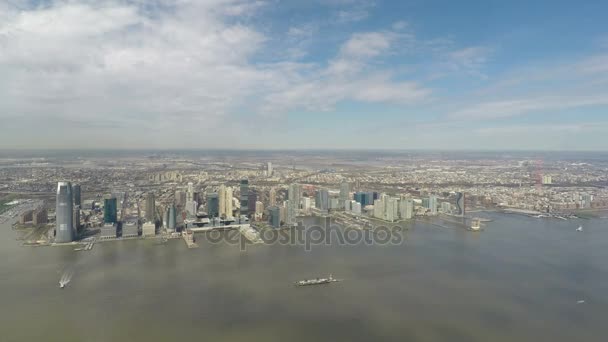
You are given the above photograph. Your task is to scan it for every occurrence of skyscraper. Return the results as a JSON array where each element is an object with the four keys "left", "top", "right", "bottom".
[
  {"left": 104, "top": 197, "right": 118, "bottom": 224},
  {"left": 455, "top": 192, "right": 465, "bottom": 217},
  {"left": 315, "top": 189, "right": 329, "bottom": 210},
  {"left": 175, "top": 191, "right": 187, "bottom": 207},
  {"left": 224, "top": 186, "right": 233, "bottom": 218},
  {"left": 287, "top": 184, "right": 301, "bottom": 225},
  {"left": 207, "top": 193, "right": 219, "bottom": 218},
  {"left": 269, "top": 187, "right": 276, "bottom": 206},
  {"left": 55, "top": 182, "right": 74, "bottom": 243},
  {"left": 73, "top": 184, "right": 81, "bottom": 207},
  {"left": 240, "top": 179, "right": 249, "bottom": 215},
  {"left": 339, "top": 181, "right": 350, "bottom": 208},
  {"left": 267, "top": 162, "right": 273, "bottom": 176},
  {"left": 429, "top": 195, "right": 438, "bottom": 215},
  {"left": 268, "top": 206, "right": 280, "bottom": 228},
  {"left": 146, "top": 192, "right": 156, "bottom": 222},
  {"left": 219, "top": 185, "right": 226, "bottom": 218},
  {"left": 248, "top": 192, "right": 257, "bottom": 214},
  {"left": 168, "top": 204, "right": 177, "bottom": 231}
]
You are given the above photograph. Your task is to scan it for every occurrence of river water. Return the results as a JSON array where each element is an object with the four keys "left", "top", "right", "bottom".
[{"left": 0, "top": 213, "right": 607, "bottom": 342}]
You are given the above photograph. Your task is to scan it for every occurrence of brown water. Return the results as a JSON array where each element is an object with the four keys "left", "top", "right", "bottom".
[{"left": 0, "top": 213, "right": 607, "bottom": 342}]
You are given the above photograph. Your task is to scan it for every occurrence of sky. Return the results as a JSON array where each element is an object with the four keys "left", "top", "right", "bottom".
[{"left": 1, "top": 0, "right": 607, "bottom": 150}]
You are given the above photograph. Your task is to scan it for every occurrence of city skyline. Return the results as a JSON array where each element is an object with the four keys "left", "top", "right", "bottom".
[{"left": 1, "top": 0, "right": 607, "bottom": 150}]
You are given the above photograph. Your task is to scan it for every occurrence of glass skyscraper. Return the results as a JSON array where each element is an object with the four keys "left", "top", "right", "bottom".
[
  {"left": 240, "top": 179, "right": 249, "bottom": 215},
  {"left": 104, "top": 197, "right": 118, "bottom": 224},
  {"left": 55, "top": 182, "right": 74, "bottom": 243}
]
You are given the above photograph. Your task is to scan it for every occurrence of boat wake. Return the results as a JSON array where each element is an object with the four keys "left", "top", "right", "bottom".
[{"left": 59, "top": 269, "right": 74, "bottom": 288}]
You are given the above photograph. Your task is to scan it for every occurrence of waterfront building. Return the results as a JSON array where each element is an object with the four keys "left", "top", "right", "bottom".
[
  {"left": 339, "top": 181, "right": 350, "bottom": 208},
  {"left": 146, "top": 192, "right": 155, "bottom": 222},
  {"left": 55, "top": 182, "right": 74, "bottom": 243},
  {"left": 207, "top": 193, "right": 219, "bottom": 218},
  {"left": 240, "top": 179, "right": 249, "bottom": 215},
  {"left": 175, "top": 191, "right": 187, "bottom": 207},
  {"left": 268, "top": 206, "right": 280, "bottom": 228},
  {"left": 287, "top": 184, "right": 301, "bottom": 225},
  {"left": 167, "top": 205, "right": 177, "bottom": 231},
  {"left": 315, "top": 189, "right": 329, "bottom": 210},
  {"left": 33, "top": 209, "right": 48, "bottom": 225},
  {"left": 104, "top": 197, "right": 118, "bottom": 224},
  {"left": 73, "top": 184, "right": 81, "bottom": 207},
  {"left": 142, "top": 222, "right": 156, "bottom": 237},
  {"left": 269, "top": 187, "right": 276, "bottom": 206}
]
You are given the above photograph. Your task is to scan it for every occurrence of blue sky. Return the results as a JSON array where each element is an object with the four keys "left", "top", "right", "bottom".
[{"left": 1, "top": 0, "right": 607, "bottom": 150}]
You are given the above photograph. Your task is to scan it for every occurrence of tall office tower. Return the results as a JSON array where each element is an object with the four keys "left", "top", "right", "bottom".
[
  {"left": 315, "top": 189, "right": 329, "bottom": 210},
  {"left": 187, "top": 182, "right": 194, "bottom": 202},
  {"left": 163, "top": 206, "right": 169, "bottom": 228},
  {"left": 175, "top": 191, "right": 187, "bottom": 207},
  {"left": 287, "top": 184, "right": 301, "bottom": 225},
  {"left": 386, "top": 197, "right": 399, "bottom": 222},
  {"left": 168, "top": 205, "right": 177, "bottom": 231},
  {"left": 248, "top": 193, "right": 258, "bottom": 214},
  {"left": 104, "top": 197, "right": 118, "bottom": 224},
  {"left": 73, "top": 205, "right": 81, "bottom": 232},
  {"left": 73, "top": 184, "right": 81, "bottom": 207},
  {"left": 373, "top": 198, "right": 384, "bottom": 219},
  {"left": 33, "top": 209, "right": 48, "bottom": 225},
  {"left": 226, "top": 186, "right": 234, "bottom": 218},
  {"left": 455, "top": 192, "right": 465, "bottom": 216},
  {"left": 146, "top": 192, "right": 156, "bottom": 222},
  {"left": 219, "top": 185, "right": 226, "bottom": 218},
  {"left": 339, "top": 181, "right": 350, "bottom": 208},
  {"left": 268, "top": 206, "right": 280, "bottom": 228},
  {"left": 255, "top": 201, "right": 264, "bottom": 220},
  {"left": 207, "top": 193, "right": 219, "bottom": 218},
  {"left": 55, "top": 182, "right": 74, "bottom": 243},
  {"left": 429, "top": 195, "right": 438, "bottom": 215},
  {"left": 267, "top": 162, "right": 273, "bottom": 176},
  {"left": 269, "top": 187, "right": 276, "bottom": 206},
  {"left": 240, "top": 179, "right": 249, "bottom": 215},
  {"left": 192, "top": 191, "right": 200, "bottom": 204},
  {"left": 351, "top": 201, "right": 362, "bottom": 216},
  {"left": 185, "top": 200, "right": 198, "bottom": 215},
  {"left": 302, "top": 197, "right": 312, "bottom": 212}
]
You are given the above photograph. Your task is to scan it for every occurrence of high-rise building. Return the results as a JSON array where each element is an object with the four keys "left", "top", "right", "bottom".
[
  {"left": 399, "top": 198, "right": 414, "bottom": 219},
  {"left": 315, "top": 189, "right": 329, "bottom": 210},
  {"left": 207, "top": 193, "right": 219, "bottom": 218},
  {"left": 287, "top": 184, "right": 301, "bottom": 225},
  {"left": 255, "top": 201, "right": 264, "bottom": 220},
  {"left": 455, "top": 192, "right": 465, "bottom": 216},
  {"left": 248, "top": 193, "right": 258, "bottom": 214},
  {"left": 429, "top": 195, "right": 438, "bottom": 215},
  {"left": 354, "top": 191, "right": 374, "bottom": 206},
  {"left": 73, "top": 205, "right": 81, "bottom": 233},
  {"left": 339, "top": 181, "right": 350, "bottom": 208},
  {"left": 185, "top": 200, "right": 198, "bottom": 215},
  {"left": 167, "top": 205, "right": 177, "bottom": 231},
  {"left": 240, "top": 179, "right": 249, "bottom": 215},
  {"left": 267, "top": 162, "right": 273, "bottom": 177},
  {"left": 219, "top": 185, "right": 226, "bottom": 218},
  {"left": 268, "top": 206, "right": 280, "bottom": 228},
  {"left": 351, "top": 201, "right": 362, "bottom": 216},
  {"left": 55, "top": 182, "right": 74, "bottom": 243},
  {"left": 104, "top": 197, "right": 118, "bottom": 224},
  {"left": 33, "top": 209, "right": 48, "bottom": 225},
  {"left": 302, "top": 197, "right": 312, "bottom": 212},
  {"left": 269, "top": 187, "right": 276, "bottom": 206},
  {"left": 175, "top": 191, "right": 187, "bottom": 207},
  {"left": 73, "top": 184, "right": 81, "bottom": 207},
  {"left": 146, "top": 192, "right": 156, "bottom": 222},
  {"left": 224, "top": 186, "right": 233, "bottom": 218}
]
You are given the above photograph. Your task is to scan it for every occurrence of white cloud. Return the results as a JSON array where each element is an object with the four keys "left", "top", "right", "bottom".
[{"left": 450, "top": 95, "right": 608, "bottom": 120}]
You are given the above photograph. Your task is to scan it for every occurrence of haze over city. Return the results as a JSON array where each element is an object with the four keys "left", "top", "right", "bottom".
[{"left": 1, "top": 0, "right": 608, "bottom": 150}]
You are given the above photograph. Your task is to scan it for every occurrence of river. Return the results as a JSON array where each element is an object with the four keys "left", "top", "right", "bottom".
[{"left": 0, "top": 213, "right": 607, "bottom": 341}]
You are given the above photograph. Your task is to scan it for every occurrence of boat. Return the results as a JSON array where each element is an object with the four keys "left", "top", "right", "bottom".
[
  {"left": 576, "top": 226, "right": 583, "bottom": 232},
  {"left": 59, "top": 281, "right": 66, "bottom": 289},
  {"left": 295, "top": 274, "right": 340, "bottom": 286},
  {"left": 469, "top": 218, "right": 481, "bottom": 231}
]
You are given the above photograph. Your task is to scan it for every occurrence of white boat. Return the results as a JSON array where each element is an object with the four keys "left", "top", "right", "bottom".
[
  {"left": 59, "top": 282, "right": 66, "bottom": 289},
  {"left": 576, "top": 226, "right": 583, "bottom": 232},
  {"left": 469, "top": 218, "right": 481, "bottom": 231}
]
